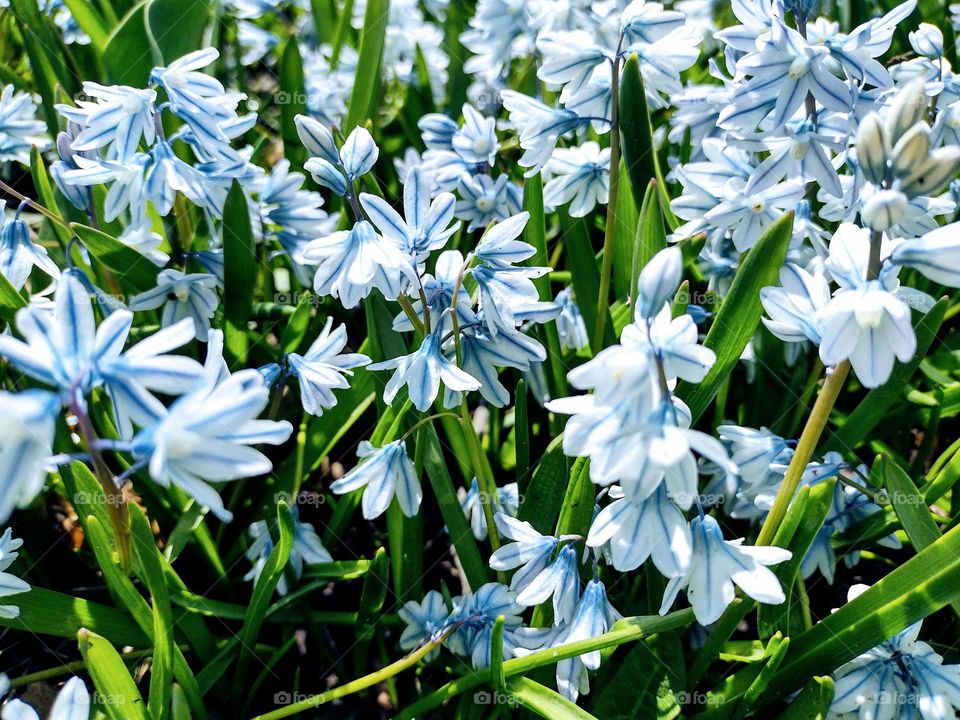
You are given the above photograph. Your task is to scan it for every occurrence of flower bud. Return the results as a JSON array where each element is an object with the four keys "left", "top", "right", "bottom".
[
  {"left": 898, "top": 146, "right": 960, "bottom": 197},
  {"left": 861, "top": 189, "right": 908, "bottom": 231},
  {"left": 886, "top": 79, "right": 928, "bottom": 142},
  {"left": 635, "top": 246, "right": 682, "bottom": 320},
  {"left": 909, "top": 23, "right": 943, "bottom": 59},
  {"left": 856, "top": 113, "right": 889, "bottom": 185},
  {"left": 890, "top": 123, "right": 931, "bottom": 179},
  {"left": 294, "top": 114, "right": 339, "bottom": 165}
]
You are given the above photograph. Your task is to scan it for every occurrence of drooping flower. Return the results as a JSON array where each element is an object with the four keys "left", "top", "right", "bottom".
[{"left": 329, "top": 439, "right": 421, "bottom": 519}]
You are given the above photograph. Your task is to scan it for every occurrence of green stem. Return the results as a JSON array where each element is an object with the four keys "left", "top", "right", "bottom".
[
  {"left": 250, "top": 627, "right": 455, "bottom": 720},
  {"left": 592, "top": 51, "right": 622, "bottom": 352},
  {"left": 458, "top": 401, "right": 505, "bottom": 565},
  {"left": 756, "top": 360, "right": 850, "bottom": 546}
]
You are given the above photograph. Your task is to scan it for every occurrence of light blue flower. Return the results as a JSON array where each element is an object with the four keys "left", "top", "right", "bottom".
[
  {"left": 129, "top": 269, "right": 220, "bottom": 342},
  {"left": 587, "top": 485, "right": 692, "bottom": 577},
  {"left": 445, "top": 582, "right": 525, "bottom": 669},
  {"left": 398, "top": 590, "right": 449, "bottom": 659},
  {"left": 370, "top": 329, "right": 480, "bottom": 411},
  {"left": 274, "top": 317, "right": 371, "bottom": 417},
  {"left": 459, "top": 479, "right": 520, "bottom": 539},
  {"left": 0, "top": 271, "right": 201, "bottom": 424},
  {"left": 543, "top": 141, "right": 610, "bottom": 218},
  {"left": 60, "top": 153, "right": 151, "bottom": 223},
  {"left": 392, "top": 249, "right": 474, "bottom": 336},
  {"left": 554, "top": 288, "right": 588, "bottom": 351},
  {"left": 891, "top": 222, "right": 960, "bottom": 288},
  {"left": 660, "top": 514, "right": 791, "bottom": 625},
  {"left": 0, "top": 528, "right": 29, "bottom": 619},
  {"left": 1, "top": 675, "right": 88, "bottom": 720},
  {"left": 454, "top": 325, "right": 547, "bottom": 407},
  {"left": 304, "top": 220, "right": 415, "bottom": 309},
  {"left": 59, "top": 82, "right": 157, "bottom": 161},
  {"left": 0, "top": 391, "right": 57, "bottom": 523},
  {"left": 130, "top": 331, "right": 293, "bottom": 522},
  {"left": 360, "top": 166, "right": 459, "bottom": 263},
  {"left": 555, "top": 579, "right": 621, "bottom": 702},
  {"left": 294, "top": 114, "right": 340, "bottom": 165},
  {"left": 500, "top": 90, "right": 583, "bottom": 176},
  {"left": 451, "top": 103, "right": 499, "bottom": 165},
  {"left": 0, "top": 201, "right": 61, "bottom": 290},
  {"left": 329, "top": 439, "right": 421, "bottom": 519},
  {"left": 455, "top": 173, "right": 522, "bottom": 231},
  {"left": 761, "top": 262, "right": 830, "bottom": 345},
  {"left": 0, "top": 85, "right": 47, "bottom": 164}
]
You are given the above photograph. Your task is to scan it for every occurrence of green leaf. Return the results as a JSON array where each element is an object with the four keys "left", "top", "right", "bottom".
[
  {"left": 736, "top": 634, "right": 790, "bottom": 717},
  {"left": 78, "top": 628, "right": 150, "bottom": 720},
  {"left": 555, "top": 457, "right": 594, "bottom": 537},
  {"left": 0, "top": 270, "right": 26, "bottom": 327},
  {"left": 518, "top": 436, "right": 569, "bottom": 535},
  {"left": 779, "top": 676, "right": 834, "bottom": 720},
  {"left": 524, "top": 174, "right": 567, "bottom": 398},
  {"left": 564, "top": 209, "right": 614, "bottom": 350},
  {"left": 103, "top": 2, "right": 156, "bottom": 86},
  {"left": 354, "top": 546, "right": 389, "bottom": 672},
  {"left": 629, "top": 179, "right": 667, "bottom": 308},
  {"left": 675, "top": 211, "right": 795, "bottom": 422},
  {"left": 825, "top": 298, "right": 947, "bottom": 452},
  {"left": 618, "top": 54, "right": 676, "bottom": 228},
  {"left": 31, "top": 145, "right": 73, "bottom": 248},
  {"left": 761, "top": 521, "right": 960, "bottom": 702},
  {"left": 886, "top": 456, "right": 940, "bottom": 550},
  {"left": 421, "top": 424, "right": 489, "bottom": 590},
  {"left": 147, "top": 0, "right": 210, "bottom": 63},
  {"left": 222, "top": 180, "right": 256, "bottom": 367},
  {"left": 278, "top": 38, "right": 307, "bottom": 168},
  {"left": 62, "top": 0, "right": 111, "bottom": 48},
  {"left": 130, "top": 505, "right": 174, "bottom": 720},
  {"left": 507, "top": 677, "right": 599, "bottom": 719},
  {"left": 279, "top": 291, "right": 316, "bottom": 354},
  {"left": 0, "top": 587, "right": 148, "bottom": 646},
  {"left": 344, "top": 0, "right": 389, "bottom": 129},
  {"left": 72, "top": 222, "right": 158, "bottom": 292},
  {"left": 233, "top": 501, "right": 295, "bottom": 694},
  {"left": 612, "top": 160, "right": 639, "bottom": 299},
  {"left": 10, "top": 0, "right": 78, "bottom": 97},
  {"left": 590, "top": 632, "right": 685, "bottom": 720}
]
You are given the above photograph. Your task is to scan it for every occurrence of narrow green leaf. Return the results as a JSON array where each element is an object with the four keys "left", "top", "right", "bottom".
[
  {"left": 675, "top": 211, "right": 795, "bottom": 422},
  {"left": 31, "top": 145, "right": 73, "bottom": 248},
  {"left": 234, "top": 501, "right": 295, "bottom": 693},
  {"left": 0, "top": 587, "right": 148, "bottom": 646},
  {"left": 564, "top": 209, "right": 614, "bottom": 350},
  {"left": 78, "top": 628, "right": 150, "bottom": 720},
  {"left": 63, "top": 0, "right": 111, "bottom": 47},
  {"left": 10, "top": 0, "right": 78, "bottom": 97},
  {"left": 737, "top": 634, "right": 790, "bottom": 717},
  {"left": 130, "top": 506, "right": 173, "bottom": 720},
  {"left": 518, "top": 436, "right": 569, "bottom": 535},
  {"left": 344, "top": 0, "right": 389, "bottom": 129},
  {"left": 354, "top": 546, "right": 389, "bottom": 673},
  {"left": 222, "top": 180, "right": 256, "bottom": 367},
  {"left": 555, "top": 457, "right": 594, "bottom": 537},
  {"left": 762, "top": 521, "right": 960, "bottom": 701},
  {"left": 421, "top": 424, "right": 489, "bottom": 590},
  {"left": 103, "top": 3, "right": 156, "bottom": 86},
  {"left": 618, "top": 54, "right": 676, "bottom": 228},
  {"left": 279, "top": 291, "right": 315, "bottom": 354},
  {"left": 524, "top": 174, "right": 567, "bottom": 398},
  {"left": 507, "top": 677, "right": 599, "bottom": 719},
  {"left": 612, "top": 159, "right": 639, "bottom": 299},
  {"left": 278, "top": 38, "right": 307, "bottom": 168},
  {"left": 490, "top": 615, "right": 507, "bottom": 692},
  {"left": 885, "top": 457, "right": 940, "bottom": 549},
  {"left": 0, "top": 270, "right": 26, "bottom": 326},
  {"left": 72, "top": 222, "right": 158, "bottom": 292},
  {"left": 629, "top": 179, "right": 666, "bottom": 306},
  {"left": 825, "top": 298, "right": 947, "bottom": 452}
]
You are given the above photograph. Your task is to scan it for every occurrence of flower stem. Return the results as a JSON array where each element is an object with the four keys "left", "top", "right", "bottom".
[
  {"left": 757, "top": 228, "right": 882, "bottom": 545},
  {"left": 755, "top": 359, "right": 850, "bottom": 546},
  {"left": 592, "top": 47, "right": 623, "bottom": 352},
  {"left": 249, "top": 629, "right": 453, "bottom": 720}
]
